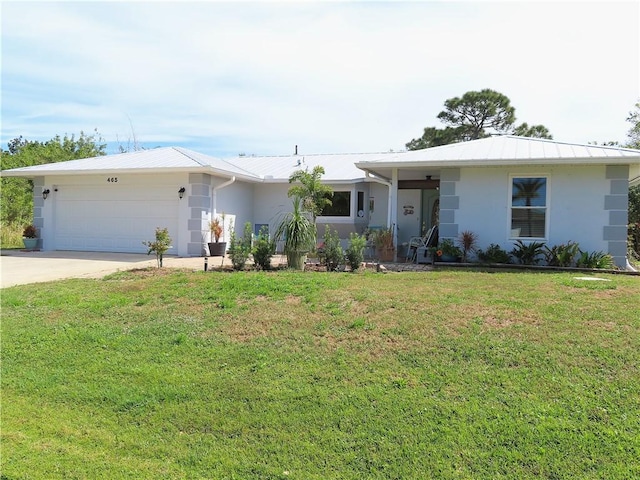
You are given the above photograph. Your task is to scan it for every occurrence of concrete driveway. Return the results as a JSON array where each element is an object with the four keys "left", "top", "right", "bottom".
[{"left": 0, "top": 250, "right": 209, "bottom": 288}]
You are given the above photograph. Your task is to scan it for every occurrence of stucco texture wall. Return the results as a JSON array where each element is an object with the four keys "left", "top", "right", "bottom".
[
  {"left": 454, "top": 165, "right": 610, "bottom": 255},
  {"left": 215, "top": 180, "right": 255, "bottom": 237}
]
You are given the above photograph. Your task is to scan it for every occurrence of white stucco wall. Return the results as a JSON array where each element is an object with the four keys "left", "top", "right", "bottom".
[
  {"left": 367, "top": 182, "right": 390, "bottom": 228},
  {"left": 251, "top": 183, "right": 292, "bottom": 232},
  {"left": 251, "top": 182, "right": 374, "bottom": 238},
  {"left": 214, "top": 179, "right": 254, "bottom": 239},
  {"left": 454, "top": 165, "right": 610, "bottom": 255}
]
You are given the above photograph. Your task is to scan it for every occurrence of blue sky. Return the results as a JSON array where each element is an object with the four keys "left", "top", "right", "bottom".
[{"left": 2, "top": 1, "right": 638, "bottom": 157}]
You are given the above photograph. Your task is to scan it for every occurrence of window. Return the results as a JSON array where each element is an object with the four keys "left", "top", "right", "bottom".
[
  {"left": 510, "top": 177, "right": 547, "bottom": 238},
  {"left": 357, "top": 191, "right": 365, "bottom": 217},
  {"left": 321, "top": 191, "right": 351, "bottom": 217}
]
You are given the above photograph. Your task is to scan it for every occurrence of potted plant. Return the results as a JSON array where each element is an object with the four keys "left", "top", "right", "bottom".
[
  {"left": 208, "top": 215, "right": 227, "bottom": 257},
  {"left": 373, "top": 227, "right": 395, "bottom": 262},
  {"left": 274, "top": 197, "right": 316, "bottom": 270},
  {"left": 22, "top": 224, "right": 38, "bottom": 250},
  {"left": 434, "top": 238, "right": 462, "bottom": 262}
]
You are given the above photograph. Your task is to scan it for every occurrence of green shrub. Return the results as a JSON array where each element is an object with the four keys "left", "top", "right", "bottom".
[
  {"left": 345, "top": 232, "right": 367, "bottom": 272},
  {"left": 322, "top": 226, "right": 344, "bottom": 271},
  {"left": 228, "top": 222, "right": 253, "bottom": 270},
  {"left": 142, "top": 227, "right": 172, "bottom": 268},
  {"left": 510, "top": 240, "right": 546, "bottom": 265},
  {"left": 629, "top": 223, "right": 640, "bottom": 260},
  {"left": 437, "top": 238, "right": 462, "bottom": 259},
  {"left": 576, "top": 250, "right": 616, "bottom": 269},
  {"left": 544, "top": 241, "right": 580, "bottom": 267},
  {"left": 0, "top": 222, "right": 23, "bottom": 248},
  {"left": 477, "top": 243, "right": 510, "bottom": 264},
  {"left": 252, "top": 226, "right": 275, "bottom": 270}
]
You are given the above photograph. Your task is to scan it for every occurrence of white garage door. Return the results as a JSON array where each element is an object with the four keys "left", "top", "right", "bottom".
[{"left": 54, "top": 183, "right": 179, "bottom": 254}]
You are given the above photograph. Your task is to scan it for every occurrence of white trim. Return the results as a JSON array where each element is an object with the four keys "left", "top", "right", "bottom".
[{"left": 508, "top": 174, "right": 550, "bottom": 241}]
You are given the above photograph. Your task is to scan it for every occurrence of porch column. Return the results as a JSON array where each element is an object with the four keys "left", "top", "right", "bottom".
[
  {"left": 390, "top": 167, "right": 399, "bottom": 262},
  {"left": 187, "top": 173, "right": 212, "bottom": 256},
  {"left": 439, "top": 168, "right": 460, "bottom": 241},
  {"left": 604, "top": 165, "right": 629, "bottom": 269}
]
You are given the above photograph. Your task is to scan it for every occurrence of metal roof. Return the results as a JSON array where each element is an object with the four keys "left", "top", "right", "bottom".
[
  {"left": 2, "top": 136, "right": 638, "bottom": 183},
  {"left": 355, "top": 135, "right": 640, "bottom": 182},
  {"left": 357, "top": 135, "right": 640, "bottom": 166},
  {"left": 0, "top": 147, "right": 261, "bottom": 180},
  {"left": 226, "top": 152, "right": 396, "bottom": 183}
]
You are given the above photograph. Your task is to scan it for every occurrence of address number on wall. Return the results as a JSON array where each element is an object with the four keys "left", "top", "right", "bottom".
[{"left": 107, "top": 177, "right": 118, "bottom": 183}]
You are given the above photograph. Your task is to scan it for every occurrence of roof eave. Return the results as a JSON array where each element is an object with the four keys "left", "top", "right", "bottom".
[
  {"left": 356, "top": 157, "right": 640, "bottom": 169},
  {"left": 0, "top": 166, "right": 262, "bottom": 182},
  {"left": 259, "top": 177, "right": 367, "bottom": 184}
]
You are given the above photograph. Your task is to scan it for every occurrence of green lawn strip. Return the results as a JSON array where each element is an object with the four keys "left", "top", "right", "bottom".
[{"left": 2, "top": 271, "right": 639, "bottom": 478}]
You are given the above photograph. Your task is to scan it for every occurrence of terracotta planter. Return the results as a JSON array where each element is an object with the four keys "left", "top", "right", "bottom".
[
  {"left": 376, "top": 247, "right": 395, "bottom": 262},
  {"left": 208, "top": 242, "right": 227, "bottom": 257}
]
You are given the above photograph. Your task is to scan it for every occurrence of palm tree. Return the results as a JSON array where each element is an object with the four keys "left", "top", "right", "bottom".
[
  {"left": 274, "top": 196, "right": 317, "bottom": 270},
  {"left": 288, "top": 166, "right": 333, "bottom": 227}
]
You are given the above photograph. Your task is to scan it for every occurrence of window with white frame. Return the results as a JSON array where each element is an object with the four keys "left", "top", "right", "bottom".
[
  {"left": 510, "top": 176, "right": 547, "bottom": 238},
  {"left": 320, "top": 191, "right": 351, "bottom": 217}
]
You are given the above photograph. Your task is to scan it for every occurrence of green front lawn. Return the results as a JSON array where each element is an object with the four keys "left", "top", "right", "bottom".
[{"left": 2, "top": 270, "right": 639, "bottom": 479}]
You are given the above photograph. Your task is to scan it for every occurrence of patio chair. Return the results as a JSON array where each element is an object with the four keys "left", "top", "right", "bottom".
[{"left": 405, "top": 225, "right": 439, "bottom": 263}]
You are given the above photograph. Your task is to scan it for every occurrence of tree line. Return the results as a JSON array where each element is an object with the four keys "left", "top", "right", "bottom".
[{"left": 0, "top": 130, "right": 106, "bottom": 226}]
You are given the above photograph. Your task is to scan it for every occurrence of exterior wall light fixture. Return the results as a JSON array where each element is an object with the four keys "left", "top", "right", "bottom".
[
  {"left": 178, "top": 187, "right": 186, "bottom": 199},
  {"left": 42, "top": 188, "right": 51, "bottom": 200}
]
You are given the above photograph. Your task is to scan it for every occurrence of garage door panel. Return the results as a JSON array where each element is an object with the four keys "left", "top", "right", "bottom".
[{"left": 54, "top": 184, "right": 179, "bottom": 254}]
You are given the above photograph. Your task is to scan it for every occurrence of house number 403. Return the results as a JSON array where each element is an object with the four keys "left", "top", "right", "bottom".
[{"left": 107, "top": 177, "right": 118, "bottom": 183}]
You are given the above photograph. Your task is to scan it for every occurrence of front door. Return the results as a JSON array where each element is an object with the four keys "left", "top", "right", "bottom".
[{"left": 422, "top": 189, "right": 440, "bottom": 229}]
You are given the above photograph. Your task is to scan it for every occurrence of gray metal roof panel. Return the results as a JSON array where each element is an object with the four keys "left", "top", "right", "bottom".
[
  {"left": 173, "top": 147, "right": 260, "bottom": 178},
  {"left": 3, "top": 137, "right": 638, "bottom": 181},
  {"left": 1, "top": 146, "right": 261, "bottom": 179},
  {"left": 358, "top": 136, "right": 640, "bottom": 166},
  {"left": 226, "top": 152, "right": 396, "bottom": 182}
]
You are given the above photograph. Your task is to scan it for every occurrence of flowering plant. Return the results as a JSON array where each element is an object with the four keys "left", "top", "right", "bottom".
[{"left": 435, "top": 239, "right": 462, "bottom": 258}]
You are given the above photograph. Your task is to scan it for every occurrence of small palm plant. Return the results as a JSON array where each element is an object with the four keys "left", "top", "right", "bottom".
[
  {"left": 544, "top": 241, "right": 580, "bottom": 267},
  {"left": 510, "top": 240, "right": 545, "bottom": 265},
  {"left": 576, "top": 250, "right": 615, "bottom": 269},
  {"left": 457, "top": 230, "right": 478, "bottom": 262},
  {"left": 274, "top": 196, "right": 316, "bottom": 270}
]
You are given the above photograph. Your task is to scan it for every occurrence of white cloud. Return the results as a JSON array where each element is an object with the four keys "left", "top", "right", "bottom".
[{"left": 1, "top": 1, "right": 638, "bottom": 156}]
